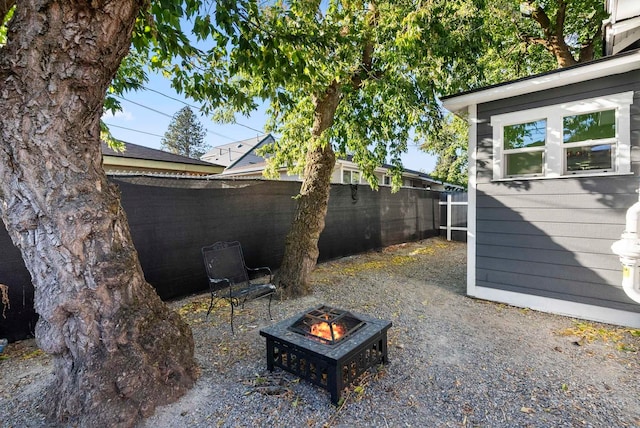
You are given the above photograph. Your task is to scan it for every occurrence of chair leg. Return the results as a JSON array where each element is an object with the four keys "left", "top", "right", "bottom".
[
  {"left": 206, "top": 292, "right": 214, "bottom": 318},
  {"left": 230, "top": 301, "right": 235, "bottom": 335},
  {"left": 267, "top": 293, "right": 273, "bottom": 320}
]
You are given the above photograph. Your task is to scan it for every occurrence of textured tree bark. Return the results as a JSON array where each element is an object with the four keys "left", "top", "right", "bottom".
[
  {"left": 276, "top": 82, "right": 341, "bottom": 298},
  {"left": 0, "top": 2, "right": 196, "bottom": 426}
]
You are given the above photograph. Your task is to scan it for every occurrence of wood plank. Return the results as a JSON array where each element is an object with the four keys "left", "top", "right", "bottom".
[
  {"left": 476, "top": 220, "right": 623, "bottom": 239},
  {"left": 476, "top": 256, "right": 621, "bottom": 284},
  {"left": 477, "top": 232, "right": 619, "bottom": 254},
  {"left": 476, "top": 207, "right": 625, "bottom": 223},
  {"left": 476, "top": 244, "right": 620, "bottom": 270},
  {"left": 477, "top": 193, "right": 638, "bottom": 209}
]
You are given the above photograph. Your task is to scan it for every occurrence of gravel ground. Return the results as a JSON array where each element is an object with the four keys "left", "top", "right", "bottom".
[{"left": 1, "top": 238, "right": 640, "bottom": 427}]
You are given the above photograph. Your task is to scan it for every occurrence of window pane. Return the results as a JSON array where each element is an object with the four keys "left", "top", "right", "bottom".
[
  {"left": 342, "top": 171, "right": 350, "bottom": 184},
  {"left": 505, "top": 152, "right": 543, "bottom": 176},
  {"left": 563, "top": 110, "right": 615, "bottom": 143},
  {"left": 504, "top": 120, "right": 546, "bottom": 149},
  {"left": 351, "top": 171, "right": 360, "bottom": 184},
  {"left": 565, "top": 144, "right": 612, "bottom": 171}
]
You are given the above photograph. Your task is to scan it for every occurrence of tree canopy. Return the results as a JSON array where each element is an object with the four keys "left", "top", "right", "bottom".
[{"left": 480, "top": 0, "right": 607, "bottom": 78}]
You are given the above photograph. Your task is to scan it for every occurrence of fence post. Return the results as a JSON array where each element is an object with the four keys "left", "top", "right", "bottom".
[{"left": 446, "top": 193, "right": 452, "bottom": 241}]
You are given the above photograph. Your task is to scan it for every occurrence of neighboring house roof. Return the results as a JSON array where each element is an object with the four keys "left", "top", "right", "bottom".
[
  {"left": 219, "top": 134, "right": 463, "bottom": 190},
  {"left": 101, "top": 141, "right": 224, "bottom": 176},
  {"left": 605, "top": 0, "right": 640, "bottom": 55},
  {"left": 226, "top": 134, "right": 275, "bottom": 169},
  {"left": 441, "top": 48, "right": 640, "bottom": 113},
  {"left": 201, "top": 135, "right": 268, "bottom": 167}
]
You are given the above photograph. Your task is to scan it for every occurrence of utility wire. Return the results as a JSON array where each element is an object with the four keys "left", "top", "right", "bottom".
[
  {"left": 104, "top": 122, "right": 260, "bottom": 158},
  {"left": 115, "top": 95, "right": 234, "bottom": 140},
  {"left": 140, "top": 85, "right": 265, "bottom": 134},
  {"left": 104, "top": 123, "right": 165, "bottom": 138}
]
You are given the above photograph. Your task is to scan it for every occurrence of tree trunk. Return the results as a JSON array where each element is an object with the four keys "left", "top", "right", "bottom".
[
  {"left": 548, "top": 35, "right": 577, "bottom": 68},
  {"left": 0, "top": 2, "right": 197, "bottom": 426},
  {"left": 276, "top": 82, "right": 341, "bottom": 298}
]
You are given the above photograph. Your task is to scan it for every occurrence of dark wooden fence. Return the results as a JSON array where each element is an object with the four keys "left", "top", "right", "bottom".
[{"left": 0, "top": 177, "right": 443, "bottom": 341}]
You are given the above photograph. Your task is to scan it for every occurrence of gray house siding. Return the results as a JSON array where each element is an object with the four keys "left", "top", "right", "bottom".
[{"left": 474, "top": 70, "right": 640, "bottom": 314}]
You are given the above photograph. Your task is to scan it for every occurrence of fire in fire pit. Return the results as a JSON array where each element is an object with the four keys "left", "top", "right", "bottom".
[{"left": 288, "top": 305, "right": 365, "bottom": 345}]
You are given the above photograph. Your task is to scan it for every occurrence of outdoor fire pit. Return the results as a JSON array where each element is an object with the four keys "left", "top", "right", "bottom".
[{"left": 259, "top": 305, "right": 392, "bottom": 404}]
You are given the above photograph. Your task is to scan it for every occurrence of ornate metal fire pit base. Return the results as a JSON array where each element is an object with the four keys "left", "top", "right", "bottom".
[{"left": 259, "top": 305, "right": 392, "bottom": 404}]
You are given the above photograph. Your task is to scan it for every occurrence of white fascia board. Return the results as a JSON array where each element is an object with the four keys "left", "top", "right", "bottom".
[
  {"left": 613, "top": 27, "right": 640, "bottom": 55},
  {"left": 609, "top": 15, "right": 640, "bottom": 35},
  {"left": 441, "top": 51, "right": 640, "bottom": 114}
]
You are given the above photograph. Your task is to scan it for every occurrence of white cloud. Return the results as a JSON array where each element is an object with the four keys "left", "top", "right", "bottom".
[{"left": 102, "top": 109, "right": 133, "bottom": 121}]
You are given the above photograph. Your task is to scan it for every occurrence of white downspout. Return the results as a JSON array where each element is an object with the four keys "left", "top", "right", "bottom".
[{"left": 611, "top": 192, "right": 640, "bottom": 304}]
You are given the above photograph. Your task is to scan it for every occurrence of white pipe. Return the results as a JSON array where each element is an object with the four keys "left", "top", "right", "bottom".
[
  {"left": 619, "top": 257, "right": 640, "bottom": 304},
  {"left": 624, "top": 199, "right": 640, "bottom": 235},
  {"left": 611, "top": 190, "right": 640, "bottom": 304},
  {"left": 623, "top": 278, "right": 640, "bottom": 304}
]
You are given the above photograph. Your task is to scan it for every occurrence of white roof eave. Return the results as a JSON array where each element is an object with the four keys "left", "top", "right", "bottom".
[{"left": 441, "top": 51, "right": 640, "bottom": 114}]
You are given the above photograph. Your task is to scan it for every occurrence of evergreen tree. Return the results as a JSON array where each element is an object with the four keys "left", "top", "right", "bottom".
[{"left": 161, "top": 106, "right": 209, "bottom": 159}]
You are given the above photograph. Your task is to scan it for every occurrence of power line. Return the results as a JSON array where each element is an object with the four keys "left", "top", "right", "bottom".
[
  {"left": 104, "top": 123, "right": 165, "bottom": 138},
  {"left": 104, "top": 123, "right": 259, "bottom": 158},
  {"left": 140, "top": 85, "right": 264, "bottom": 134},
  {"left": 115, "top": 95, "right": 234, "bottom": 140}
]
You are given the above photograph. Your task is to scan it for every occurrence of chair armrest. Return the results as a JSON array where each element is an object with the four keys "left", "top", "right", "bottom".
[{"left": 247, "top": 266, "right": 272, "bottom": 283}]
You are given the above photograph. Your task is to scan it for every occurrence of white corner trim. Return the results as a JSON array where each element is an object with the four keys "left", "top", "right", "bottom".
[
  {"left": 467, "top": 104, "right": 477, "bottom": 298},
  {"left": 470, "top": 286, "right": 640, "bottom": 328},
  {"left": 442, "top": 51, "right": 640, "bottom": 113}
]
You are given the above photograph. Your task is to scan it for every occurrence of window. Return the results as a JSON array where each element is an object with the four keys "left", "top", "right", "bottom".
[
  {"left": 342, "top": 170, "right": 360, "bottom": 184},
  {"left": 383, "top": 175, "right": 391, "bottom": 186},
  {"left": 491, "top": 92, "right": 633, "bottom": 180},
  {"left": 563, "top": 110, "right": 615, "bottom": 173},
  {"left": 503, "top": 119, "right": 546, "bottom": 177}
]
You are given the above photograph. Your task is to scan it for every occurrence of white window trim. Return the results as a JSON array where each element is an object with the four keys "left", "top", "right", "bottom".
[
  {"left": 491, "top": 91, "right": 634, "bottom": 180},
  {"left": 341, "top": 169, "right": 361, "bottom": 185}
]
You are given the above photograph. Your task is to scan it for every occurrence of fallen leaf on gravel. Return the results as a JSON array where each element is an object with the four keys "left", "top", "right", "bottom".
[{"left": 521, "top": 407, "right": 535, "bottom": 414}]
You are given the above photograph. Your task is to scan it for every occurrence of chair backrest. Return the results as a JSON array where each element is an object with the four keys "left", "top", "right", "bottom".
[{"left": 201, "top": 241, "right": 249, "bottom": 290}]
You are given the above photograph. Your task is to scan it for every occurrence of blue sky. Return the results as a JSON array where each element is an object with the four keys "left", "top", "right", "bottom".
[{"left": 102, "top": 71, "right": 437, "bottom": 173}]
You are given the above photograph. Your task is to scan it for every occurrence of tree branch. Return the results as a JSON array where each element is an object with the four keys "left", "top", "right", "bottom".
[
  {"left": 0, "top": 0, "right": 14, "bottom": 23},
  {"left": 530, "top": 3, "right": 552, "bottom": 39},
  {"left": 520, "top": 34, "right": 549, "bottom": 48},
  {"left": 554, "top": 0, "right": 567, "bottom": 39},
  {"left": 578, "top": 25, "right": 602, "bottom": 63},
  {"left": 350, "top": 2, "right": 382, "bottom": 90}
]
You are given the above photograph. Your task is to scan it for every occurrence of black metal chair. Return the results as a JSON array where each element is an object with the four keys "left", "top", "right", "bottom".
[{"left": 201, "top": 241, "right": 276, "bottom": 333}]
